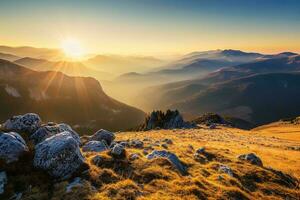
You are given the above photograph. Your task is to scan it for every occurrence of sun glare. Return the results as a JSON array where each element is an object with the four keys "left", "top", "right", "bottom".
[{"left": 61, "top": 38, "right": 85, "bottom": 59}]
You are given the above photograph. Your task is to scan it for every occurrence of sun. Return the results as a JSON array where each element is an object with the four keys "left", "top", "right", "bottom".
[{"left": 61, "top": 38, "right": 85, "bottom": 59}]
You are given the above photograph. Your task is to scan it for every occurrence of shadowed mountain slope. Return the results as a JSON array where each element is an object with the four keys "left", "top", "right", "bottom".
[{"left": 0, "top": 59, "right": 145, "bottom": 131}]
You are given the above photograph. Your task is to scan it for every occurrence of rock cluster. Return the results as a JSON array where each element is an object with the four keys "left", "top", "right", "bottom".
[
  {"left": 140, "top": 110, "right": 195, "bottom": 130},
  {"left": 0, "top": 113, "right": 86, "bottom": 182}
]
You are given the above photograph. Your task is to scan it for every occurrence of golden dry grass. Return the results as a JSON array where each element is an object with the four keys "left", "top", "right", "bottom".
[{"left": 2, "top": 124, "right": 300, "bottom": 200}]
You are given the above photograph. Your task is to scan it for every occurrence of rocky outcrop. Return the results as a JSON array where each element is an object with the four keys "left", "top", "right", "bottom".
[
  {"left": 140, "top": 110, "right": 195, "bottom": 130},
  {"left": 147, "top": 150, "right": 187, "bottom": 174},
  {"left": 238, "top": 153, "right": 263, "bottom": 166},
  {"left": 0, "top": 132, "right": 28, "bottom": 163},
  {"left": 3, "top": 113, "right": 41, "bottom": 134},
  {"left": 30, "top": 123, "right": 80, "bottom": 145},
  {"left": 89, "top": 129, "right": 115, "bottom": 145},
  {"left": 82, "top": 141, "right": 108, "bottom": 152},
  {"left": 33, "top": 131, "right": 85, "bottom": 180}
]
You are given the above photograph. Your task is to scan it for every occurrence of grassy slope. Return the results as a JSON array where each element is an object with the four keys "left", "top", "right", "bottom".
[
  {"left": 2, "top": 125, "right": 300, "bottom": 200},
  {"left": 88, "top": 126, "right": 300, "bottom": 199}
]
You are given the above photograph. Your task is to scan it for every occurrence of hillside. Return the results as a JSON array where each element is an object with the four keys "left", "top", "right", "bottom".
[
  {"left": 1, "top": 116, "right": 299, "bottom": 199},
  {"left": 0, "top": 59, "right": 145, "bottom": 131}
]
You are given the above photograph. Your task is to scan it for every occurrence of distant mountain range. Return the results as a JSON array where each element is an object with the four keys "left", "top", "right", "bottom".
[
  {"left": 0, "top": 59, "right": 145, "bottom": 131},
  {"left": 1, "top": 45, "right": 300, "bottom": 128},
  {"left": 0, "top": 45, "right": 164, "bottom": 78},
  {"left": 134, "top": 52, "right": 300, "bottom": 126}
]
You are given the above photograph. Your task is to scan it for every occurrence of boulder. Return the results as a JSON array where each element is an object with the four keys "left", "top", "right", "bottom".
[
  {"left": 147, "top": 150, "right": 187, "bottom": 175},
  {"left": 30, "top": 123, "right": 80, "bottom": 145},
  {"left": 90, "top": 129, "right": 115, "bottom": 145},
  {"left": 3, "top": 113, "right": 41, "bottom": 134},
  {"left": 238, "top": 153, "right": 263, "bottom": 166},
  {"left": 33, "top": 131, "right": 85, "bottom": 180},
  {"left": 110, "top": 144, "right": 126, "bottom": 159},
  {"left": 82, "top": 141, "right": 108, "bottom": 152},
  {"left": 0, "top": 171, "right": 7, "bottom": 194},
  {"left": 0, "top": 132, "right": 28, "bottom": 163}
]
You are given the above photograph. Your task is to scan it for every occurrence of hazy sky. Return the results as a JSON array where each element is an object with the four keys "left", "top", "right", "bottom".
[{"left": 0, "top": 0, "right": 300, "bottom": 56}]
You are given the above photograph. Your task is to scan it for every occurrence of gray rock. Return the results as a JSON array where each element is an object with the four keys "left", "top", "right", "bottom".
[
  {"left": 238, "top": 153, "right": 263, "bottom": 166},
  {"left": 3, "top": 113, "right": 41, "bottom": 134},
  {"left": 129, "top": 153, "right": 139, "bottom": 161},
  {"left": 218, "top": 165, "right": 233, "bottom": 177},
  {"left": 147, "top": 150, "right": 187, "bottom": 174},
  {"left": 90, "top": 129, "right": 115, "bottom": 145},
  {"left": 120, "top": 141, "right": 129, "bottom": 147},
  {"left": 82, "top": 141, "right": 108, "bottom": 152},
  {"left": 66, "top": 177, "right": 83, "bottom": 193},
  {"left": 92, "top": 155, "right": 103, "bottom": 166},
  {"left": 33, "top": 131, "right": 85, "bottom": 180},
  {"left": 30, "top": 123, "right": 80, "bottom": 145},
  {"left": 129, "top": 139, "right": 144, "bottom": 148},
  {"left": 110, "top": 144, "right": 125, "bottom": 158},
  {"left": 0, "top": 171, "right": 7, "bottom": 194},
  {"left": 161, "top": 143, "right": 168, "bottom": 149},
  {"left": 0, "top": 132, "right": 28, "bottom": 163}
]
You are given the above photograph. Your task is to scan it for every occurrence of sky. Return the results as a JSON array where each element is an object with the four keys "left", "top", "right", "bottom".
[{"left": 0, "top": 0, "right": 300, "bottom": 56}]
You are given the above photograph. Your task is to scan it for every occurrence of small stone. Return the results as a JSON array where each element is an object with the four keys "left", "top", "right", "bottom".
[
  {"left": 238, "top": 153, "right": 263, "bottom": 166},
  {"left": 110, "top": 144, "right": 126, "bottom": 158},
  {"left": 196, "top": 147, "right": 205, "bottom": 154},
  {"left": 162, "top": 138, "right": 173, "bottom": 144},
  {"left": 129, "top": 153, "right": 139, "bottom": 161},
  {"left": 129, "top": 140, "right": 144, "bottom": 148},
  {"left": 161, "top": 143, "right": 168, "bottom": 149},
  {"left": 218, "top": 165, "right": 233, "bottom": 177},
  {"left": 92, "top": 155, "right": 103, "bottom": 166},
  {"left": 82, "top": 141, "right": 108, "bottom": 152},
  {"left": 90, "top": 129, "right": 115, "bottom": 145}
]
